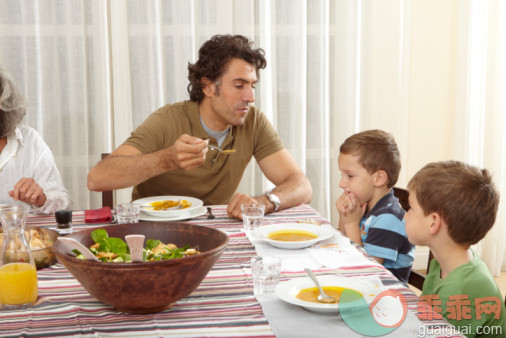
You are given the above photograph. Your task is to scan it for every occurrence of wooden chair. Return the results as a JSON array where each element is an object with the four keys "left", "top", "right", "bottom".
[
  {"left": 101, "top": 153, "right": 114, "bottom": 209},
  {"left": 393, "top": 187, "right": 433, "bottom": 290}
]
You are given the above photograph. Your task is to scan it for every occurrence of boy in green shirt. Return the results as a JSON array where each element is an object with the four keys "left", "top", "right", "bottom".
[{"left": 405, "top": 161, "right": 505, "bottom": 337}]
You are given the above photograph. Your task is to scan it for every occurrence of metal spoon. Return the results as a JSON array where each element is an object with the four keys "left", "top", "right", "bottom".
[
  {"left": 139, "top": 204, "right": 181, "bottom": 211},
  {"left": 57, "top": 237, "right": 99, "bottom": 261},
  {"left": 207, "top": 144, "right": 236, "bottom": 155},
  {"left": 125, "top": 234, "right": 145, "bottom": 262},
  {"left": 304, "top": 268, "right": 337, "bottom": 303}
]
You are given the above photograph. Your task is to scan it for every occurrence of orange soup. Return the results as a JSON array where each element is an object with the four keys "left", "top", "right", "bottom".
[
  {"left": 296, "top": 286, "right": 346, "bottom": 303},
  {"left": 267, "top": 229, "right": 318, "bottom": 242},
  {"left": 150, "top": 199, "right": 192, "bottom": 210},
  {"left": 0, "top": 262, "right": 38, "bottom": 305}
]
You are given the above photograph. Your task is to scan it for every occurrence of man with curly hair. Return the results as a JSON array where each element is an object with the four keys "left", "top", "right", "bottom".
[{"left": 88, "top": 35, "right": 312, "bottom": 218}]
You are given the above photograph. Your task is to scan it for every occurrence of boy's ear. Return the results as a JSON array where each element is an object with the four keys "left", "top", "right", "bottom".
[
  {"left": 374, "top": 170, "right": 388, "bottom": 187},
  {"left": 428, "top": 212, "right": 442, "bottom": 235}
]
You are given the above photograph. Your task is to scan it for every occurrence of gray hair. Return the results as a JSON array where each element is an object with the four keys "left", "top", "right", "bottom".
[{"left": 0, "top": 66, "right": 26, "bottom": 137}]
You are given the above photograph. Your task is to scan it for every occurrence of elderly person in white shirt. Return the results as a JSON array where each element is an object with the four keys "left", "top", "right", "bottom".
[{"left": 0, "top": 66, "right": 71, "bottom": 214}]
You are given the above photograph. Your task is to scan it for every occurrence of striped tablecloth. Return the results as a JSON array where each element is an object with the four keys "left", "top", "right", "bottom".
[{"left": 0, "top": 205, "right": 460, "bottom": 337}]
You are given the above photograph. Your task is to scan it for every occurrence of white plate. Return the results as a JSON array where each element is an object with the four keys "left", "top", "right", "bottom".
[
  {"left": 138, "top": 206, "right": 207, "bottom": 222},
  {"left": 133, "top": 195, "right": 203, "bottom": 218},
  {"left": 275, "top": 276, "right": 380, "bottom": 314},
  {"left": 250, "top": 223, "right": 334, "bottom": 249}
]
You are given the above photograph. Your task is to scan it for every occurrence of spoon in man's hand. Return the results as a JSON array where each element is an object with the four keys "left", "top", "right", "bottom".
[
  {"left": 207, "top": 144, "right": 236, "bottom": 154},
  {"left": 304, "top": 268, "right": 337, "bottom": 303}
]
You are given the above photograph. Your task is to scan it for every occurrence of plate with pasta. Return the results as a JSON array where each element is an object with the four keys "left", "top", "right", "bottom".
[{"left": 133, "top": 195, "right": 203, "bottom": 218}]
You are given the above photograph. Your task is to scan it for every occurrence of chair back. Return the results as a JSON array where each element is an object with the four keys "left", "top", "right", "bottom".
[
  {"left": 393, "top": 187, "right": 410, "bottom": 211},
  {"left": 393, "top": 186, "right": 432, "bottom": 291},
  {"left": 101, "top": 153, "right": 114, "bottom": 208}
]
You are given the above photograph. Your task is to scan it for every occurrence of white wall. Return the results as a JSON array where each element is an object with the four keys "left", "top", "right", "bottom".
[
  {"left": 401, "top": 0, "right": 460, "bottom": 270},
  {"left": 406, "top": 0, "right": 458, "bottom": 179}
]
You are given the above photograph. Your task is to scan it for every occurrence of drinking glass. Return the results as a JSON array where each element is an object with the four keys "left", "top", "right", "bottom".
[
  {"left": 241, "top": 204, "right": 265, "bottom": 232},
  {"left": 116, "top": 203, "right": 140, "bottom": 224},
  {"left": 250, "top": 256, "right": 281, "bottom": 297},
  {"left": 0, "top": 205, "right": 38, "bottom": 308}
]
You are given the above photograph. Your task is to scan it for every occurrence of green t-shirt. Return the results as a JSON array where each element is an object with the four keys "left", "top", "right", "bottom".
[
  {"left": 123, "top": 100, "right": 284, "bottom": 205},
  {"left": 422, "top": 250, "right": 506, "bottom": 337}
]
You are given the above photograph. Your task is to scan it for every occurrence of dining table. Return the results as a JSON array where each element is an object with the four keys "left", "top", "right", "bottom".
[{"left": 0, "top": 204, "right": 463, "bottom": 337}]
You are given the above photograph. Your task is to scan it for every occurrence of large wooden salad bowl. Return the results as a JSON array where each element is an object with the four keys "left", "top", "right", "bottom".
[{"left": 53, "top": 222, "right": 229, "bottom": 314}]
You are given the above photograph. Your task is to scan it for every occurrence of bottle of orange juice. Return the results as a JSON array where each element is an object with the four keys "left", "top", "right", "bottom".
[{"left": 0, "top": 205, "right": 38, "bottom": 307}]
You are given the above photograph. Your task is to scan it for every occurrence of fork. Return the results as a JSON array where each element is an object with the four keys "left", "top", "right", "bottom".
[{"left": 206, "top": 207, "right": 215, "bottom": 219}]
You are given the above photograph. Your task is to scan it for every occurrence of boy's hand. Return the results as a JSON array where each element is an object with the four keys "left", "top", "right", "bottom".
[
  {"left": 335, "top": 192, "right": 367, "bottom": 244},
  {"left": 335, "top": 193, "right": 349, "bottom": 234},
  {"left": 336, "top": 192, "right": 366, "bottom": 223}
]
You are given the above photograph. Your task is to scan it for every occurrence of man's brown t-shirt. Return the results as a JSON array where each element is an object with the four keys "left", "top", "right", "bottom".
[{"left": 123, "top": 100, "right": 284, "bottom": 205}]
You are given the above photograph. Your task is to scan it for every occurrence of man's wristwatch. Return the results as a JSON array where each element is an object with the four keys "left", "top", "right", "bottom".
[{"left": 266, "top": 191, "right": 281, "bottom": 212}]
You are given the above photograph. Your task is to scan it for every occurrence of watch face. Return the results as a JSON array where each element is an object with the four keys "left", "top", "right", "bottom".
[{"left": 268, "top": 193, "right": 281, "bottom": 211}]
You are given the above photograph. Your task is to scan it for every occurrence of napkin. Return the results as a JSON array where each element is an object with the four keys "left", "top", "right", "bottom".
[
  {"left": 252, "top": 242, "right": 321, "bottom": 271},
  {"left": 308, "top": 236, "right": 374, "bottom": 268},
  {"left": 84, "top": 207, "right": 112, "bottom": 223}
]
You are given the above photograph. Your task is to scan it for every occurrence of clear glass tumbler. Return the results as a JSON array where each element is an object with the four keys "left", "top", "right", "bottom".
[
  {"left": 250, "top": 256, "right": 282, "bottom": 297},
  {"left": 241, "top": 203, "right": 265, "bottom": 232},
  {"left": 116, "top": 203, "right": 140, "bottom": 224}
]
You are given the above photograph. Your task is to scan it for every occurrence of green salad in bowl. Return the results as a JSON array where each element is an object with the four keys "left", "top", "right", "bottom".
[{"left": 73, "top": 229, "right": 199, "bottom": 263}]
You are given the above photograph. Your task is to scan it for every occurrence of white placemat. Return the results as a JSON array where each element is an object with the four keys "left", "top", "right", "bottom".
[
  {"left": 257, "top": 296, "right": 432, "bottom": 338},
  {"left": 248, "top": 227, "right": 373, "bottom": 270}
]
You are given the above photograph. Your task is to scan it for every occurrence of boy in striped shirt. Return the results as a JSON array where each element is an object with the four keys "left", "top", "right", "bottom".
[{"left": 336, "top": 129, "right": 414, "bottom": 283}]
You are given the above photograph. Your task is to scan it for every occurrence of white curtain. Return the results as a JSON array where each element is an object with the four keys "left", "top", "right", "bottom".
[
  {"left": 454, "top": 0, "right": 506, "bottom": 275},
  {"left": 114, "top": 0, "right": 335, "bottom": 216},
  {"left": 0, "top": 0, "right": 111, "bottom": 210},
  {"left": 1, "top": 0, "right": 505, "bottom": 273}
]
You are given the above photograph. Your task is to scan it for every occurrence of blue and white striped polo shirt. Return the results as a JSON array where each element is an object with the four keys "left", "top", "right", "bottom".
[{"left": 360, "top": 190, "right": 415, "bottom": 283}]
